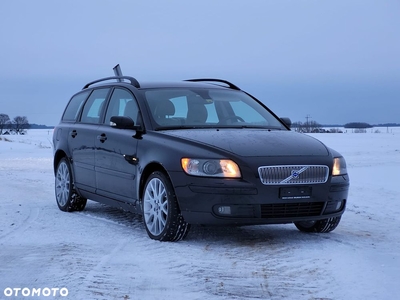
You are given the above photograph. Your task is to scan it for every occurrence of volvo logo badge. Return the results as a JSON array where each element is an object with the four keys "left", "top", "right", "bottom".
[{"left": 291, "top": 170, "right": 300, "bottom": 178}]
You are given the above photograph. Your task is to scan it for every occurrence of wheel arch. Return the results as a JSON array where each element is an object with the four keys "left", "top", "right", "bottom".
[
  {"left": 53, "top": 150, "right": 68, "bottom": 175},
  {"left": 139, "top": 163, "right": 191, "bottom": 241},
  {"left": 139, "top": 162, "right": 172, "bottom": 204}
]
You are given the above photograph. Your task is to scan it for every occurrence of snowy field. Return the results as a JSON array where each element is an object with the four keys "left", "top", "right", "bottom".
[{"left": 0, "top": 128, "right": 399, "bottom": 300}]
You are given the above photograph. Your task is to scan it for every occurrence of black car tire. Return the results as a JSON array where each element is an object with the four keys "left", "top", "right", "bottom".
[
  {"left": 55, "top": 157, "right": 87, "bottom": 212},
  {"left": 294, "top": 216, "right": 341, "bottom": 233},
  {"left": 142, "top": 171, "right": 190, "bottom": 241}
]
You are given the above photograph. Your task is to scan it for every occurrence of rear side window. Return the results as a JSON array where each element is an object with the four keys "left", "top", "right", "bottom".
[
  {"left": 80, "top": 89, "right": 110, "bottom": 124},
  {"left": 62, "top": 91, "right": 90, "bottom": 122}
]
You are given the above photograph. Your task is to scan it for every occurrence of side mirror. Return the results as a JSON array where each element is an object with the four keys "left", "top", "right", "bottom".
[
  {"left": 110, "top": 116, "right": 136, "bottom": 129},
  {"left": 280, "top": 117, "right": 292, "bottom": 129}
]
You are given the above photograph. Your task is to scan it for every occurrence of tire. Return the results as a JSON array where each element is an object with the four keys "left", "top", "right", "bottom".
[
  {"left": 294, "top": 216, "right": 341, "bottom": 233},
  {"left": 142, "top": 171, "right": 190, "bottom": 241},
  {"left": 55, "top": 157, "right": 87, "bottom": 212}
]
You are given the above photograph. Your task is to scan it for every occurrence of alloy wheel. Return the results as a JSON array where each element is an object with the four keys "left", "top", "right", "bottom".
[
  {"left": 55, "top": 161, "right": 70, "bottom": 207},
  {"left": 143, "top": 177, "right": 168, "bottom": 236}
]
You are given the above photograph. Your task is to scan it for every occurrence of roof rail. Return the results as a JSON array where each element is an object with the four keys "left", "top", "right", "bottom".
[
  {"left": 83, "top": 76, "right": 140, "bottom": 89},
  {"left": 185, "top": 78, "right": 241, "bottom": 90}
]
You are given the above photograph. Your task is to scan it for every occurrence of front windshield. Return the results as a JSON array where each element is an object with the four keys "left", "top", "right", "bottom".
[{"left": 144, "top": 88, "right": 285, "bottom": 130}]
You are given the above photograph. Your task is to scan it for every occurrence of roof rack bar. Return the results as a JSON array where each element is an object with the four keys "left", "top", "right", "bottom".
[
  {"left": 83, "top": 76, "right": 140, "bottom": 89},
  {"left": 185, "top": 78, "right": 241, "bottom": 90}
]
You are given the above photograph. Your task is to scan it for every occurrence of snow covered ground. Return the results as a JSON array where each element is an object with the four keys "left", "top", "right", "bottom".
[{"left": 0, "top": 128, "right": 399, "bottom": 300}]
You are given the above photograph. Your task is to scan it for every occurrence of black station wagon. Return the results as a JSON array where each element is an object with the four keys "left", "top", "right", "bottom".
[{"left": 53, "top": 66, "right": 350, "bottom": 241}]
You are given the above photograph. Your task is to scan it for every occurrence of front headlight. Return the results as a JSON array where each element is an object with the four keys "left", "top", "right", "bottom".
[
  {"left": 181, "top": 158, "right": 241, "bottom": 178},
  {"left": 332, "top": 157, "right": 347, "bottom": 176}
]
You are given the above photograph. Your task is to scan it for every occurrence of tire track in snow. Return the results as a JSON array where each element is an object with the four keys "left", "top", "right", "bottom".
[
  {"left": 73, "top": 205, "right": 344, "bottom": 299},
  {"left": 74, "top": 238, "right": 133, "bottom": 300},
  {"left": 75, "top": 205, "right": 209, "bottom": 299},
  {"left": 182, "top": 226, "right": 336, "bottom": 300},
  {"left": 0, "top": 157, "right": 52, "bottom": 242},
  {"left": 0, "top": 205, "right": 40, "bottom": 242}
]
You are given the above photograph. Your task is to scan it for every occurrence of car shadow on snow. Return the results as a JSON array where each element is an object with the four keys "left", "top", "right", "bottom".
[
  {"left": 78, "top": 201, "right": 346, "bottom": 247},
  {"left": 187, "top": 224, "right": 323, "bottom": 247}
]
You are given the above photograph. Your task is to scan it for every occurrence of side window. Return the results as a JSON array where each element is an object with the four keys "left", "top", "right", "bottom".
[
  {"left": 62, "top": 91, "right": 90, "bottom": 122},
  {"left": 80, "top": 89, "right": 110, "bottom": 124},
  {"left": 105, "top": 88, "right": 139, "bottom": 125}
]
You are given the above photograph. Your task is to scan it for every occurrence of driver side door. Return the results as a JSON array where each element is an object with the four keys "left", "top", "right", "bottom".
[{"left": 95, "top": 88, "right": 141, "bottom": 203}]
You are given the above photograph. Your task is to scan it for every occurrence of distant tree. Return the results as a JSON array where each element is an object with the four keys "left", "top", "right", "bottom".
[
  {"left": 344, "top": 122, "right": 373, "bottom": 129},
  {"left": 11, "top": 116, "right": 30, "bottom": 135},
  {"left": 0, "top": 113, "right": 10, "bottom": 134},
  {"left": 292, "top": 120, "right": 322, "bottom": 133},
  {"left": 308, "top": 120, "right": 323, "bottom": 133}
]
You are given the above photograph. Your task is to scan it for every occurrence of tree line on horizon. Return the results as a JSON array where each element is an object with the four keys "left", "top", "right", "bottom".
[
  {"left": 291, "top": 119, "right": 400, "bottom": 133},
  {"left": 343, "top": 122, "right": 373, "bottom": 129},
  {"left": 291, "top": 118, "right": 400, "bottom": 133},
  {"left": 0, "top": 113, "right": 29, "bottom": 135}
]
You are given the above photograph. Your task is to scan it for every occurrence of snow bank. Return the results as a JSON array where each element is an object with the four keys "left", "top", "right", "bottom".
[{"left": 1, "top": 128, "right": 399, "bottom": 300}]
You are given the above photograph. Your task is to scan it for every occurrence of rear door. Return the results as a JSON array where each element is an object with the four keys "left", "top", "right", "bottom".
[
  {"left": 95, "top": 88, "right": 141, "bottom": 203},
  {"left": 69, "top": 88, "right": 110, "bottom": 192}
]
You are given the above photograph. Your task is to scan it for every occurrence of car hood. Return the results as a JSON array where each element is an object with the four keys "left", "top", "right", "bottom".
[{"left": 162, "top": 129, "right": 329, "bottom": 157}]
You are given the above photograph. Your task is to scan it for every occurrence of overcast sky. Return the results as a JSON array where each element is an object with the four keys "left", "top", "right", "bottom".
[{"left": 1, "top": 0, "right": 399, "bottom": 126}]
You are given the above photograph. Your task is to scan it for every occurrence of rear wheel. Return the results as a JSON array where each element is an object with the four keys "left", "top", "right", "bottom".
[
  {"left": 55, "top": 157, "right": 87, "bottom": 212},
  {"left": 142, "top": 171, "right": 190, "bottom": 241},
  {"left": 294, "top": 217, "right": 341, "bottom": 233}
]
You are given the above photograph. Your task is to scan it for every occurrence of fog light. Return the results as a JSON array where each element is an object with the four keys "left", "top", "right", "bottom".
[
  {"left": 336, "top": 201, "right": 343, "bottom": 211},
  {"left": 218, "top": 206, "right": 232, "bottom": 215}
]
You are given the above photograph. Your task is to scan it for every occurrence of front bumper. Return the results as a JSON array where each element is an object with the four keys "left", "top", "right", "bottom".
[{"left": 172, "top": 172, "right": 349, "bottom": 225}]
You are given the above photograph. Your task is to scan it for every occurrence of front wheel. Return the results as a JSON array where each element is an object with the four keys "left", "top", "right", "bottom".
[
  {"left": 142, "top": 171, "right": 190, "bottom": 241},
  {"left": 55, "top": 157, "right": 87, "bottom": 212},
  {"left": 294, "top": 216, "right": 341, "bottom": 233}
]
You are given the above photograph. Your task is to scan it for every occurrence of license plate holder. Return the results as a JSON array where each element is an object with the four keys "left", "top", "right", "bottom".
[{"left": 280, "top": 186, "right": 312, "bottom": 200}]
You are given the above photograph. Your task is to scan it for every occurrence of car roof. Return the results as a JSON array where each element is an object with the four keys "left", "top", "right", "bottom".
[{"left": 82, "top": 77, "right": 241, "bottom": 91}]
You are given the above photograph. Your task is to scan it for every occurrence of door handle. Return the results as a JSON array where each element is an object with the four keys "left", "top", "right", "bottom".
[
  {"left": 97, "top": 133, "right": 107, "bottom": 143},
  {"left": 71, "top": 130, "right": 77, "bottom": 138}
]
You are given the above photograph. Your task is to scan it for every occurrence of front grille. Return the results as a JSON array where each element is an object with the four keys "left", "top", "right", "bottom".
[
  {"left": 260, "top": 202, "right": 324, "bottom": 218},
  {"left": 258, "top": 165, "right": 329, "bottom": 185}
]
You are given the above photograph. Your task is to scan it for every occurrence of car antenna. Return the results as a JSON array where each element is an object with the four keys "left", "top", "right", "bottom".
[{"left": 113, "top": 64, "right": 123, "bottom": 82}]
